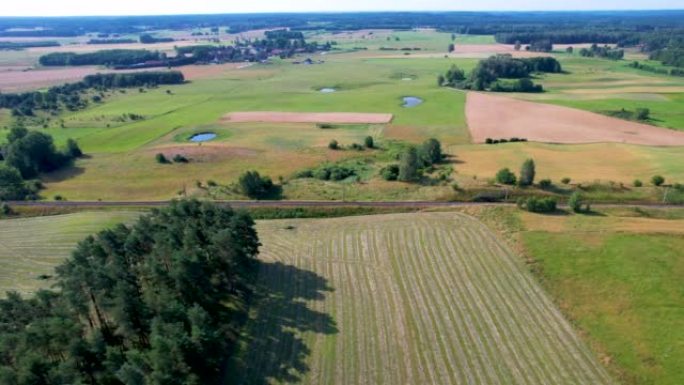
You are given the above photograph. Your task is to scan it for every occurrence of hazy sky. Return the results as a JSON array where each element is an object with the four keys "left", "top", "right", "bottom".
[{"left": 2, "top": 0, "right": 683, "bottom": 16}]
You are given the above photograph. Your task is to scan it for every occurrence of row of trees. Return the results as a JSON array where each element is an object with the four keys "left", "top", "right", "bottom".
[
  {"left": 39, "top": 49, "right": 163, "bottom": 66},
  {"left": 0, "top": 71, "right": 184, "bottom": 116},
  {"left": 0, "top": 200, "right": 260, "bottom": 384}
]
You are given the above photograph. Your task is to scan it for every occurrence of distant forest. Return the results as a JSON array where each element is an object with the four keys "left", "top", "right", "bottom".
[
  {"left": 0, "top": 11, "right": 682, "bottom": 36},
  {"left": 0, "top": 12, "right": 682, "bottom": 67}
]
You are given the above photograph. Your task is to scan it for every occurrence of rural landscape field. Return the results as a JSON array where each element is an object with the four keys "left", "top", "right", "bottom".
[{"left": 0, "top": 3, "right": 682, "bottom": 385}]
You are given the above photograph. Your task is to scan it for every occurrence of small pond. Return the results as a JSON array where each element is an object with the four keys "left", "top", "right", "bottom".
[
  {"left": 402, "top": 96, "right": 423, "bottom": 108},
  {"left": 320, "top": 88, "right": 337, "bottom": 93},
  {"left": 189, "top": 132, "right": 217, "bottom": 142}
]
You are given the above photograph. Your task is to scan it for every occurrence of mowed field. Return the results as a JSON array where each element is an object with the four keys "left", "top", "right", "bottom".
[
  {"left": 0, "top": 211, "right": 141, "bottom": 295},
  {"left": 232, "top": 212, "right": 614, "bottom": 384}
]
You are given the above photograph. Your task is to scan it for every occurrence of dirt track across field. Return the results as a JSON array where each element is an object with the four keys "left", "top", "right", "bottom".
[
  {"left": 224, "top": 111, "right": 394, "bottom": 124},
  {"left": 466, "top": 92, "right": 684, "bottom": 146}
]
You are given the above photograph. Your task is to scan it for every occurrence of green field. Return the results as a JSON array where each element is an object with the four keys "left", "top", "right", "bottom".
[
  {"left": 1, "top": 29, "right": 683, "bottom": 202},
  {"left": 231, "top": 212, "right": 613, "bottom": 384},
  {"left": 0, "top": 211, "right": 141, "bottom": 295},
  {"left": 504, "top": 209, "right": 684, "bottom": 385}
]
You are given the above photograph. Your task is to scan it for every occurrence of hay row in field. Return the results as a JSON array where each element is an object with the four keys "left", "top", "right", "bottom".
[
  {"left": 466, "top": 92, "right": 684, "bottom": 146},
  {"left": 239, "top": 212, "right": 614, "bottom": 385},
  {"left": 223, "top": 111, "right": 394, "bottom": 124}
]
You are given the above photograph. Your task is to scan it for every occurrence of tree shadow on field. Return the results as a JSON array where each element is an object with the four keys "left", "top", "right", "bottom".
[{"left": 226, "top": 261, "right": 337, "bottom": 385}]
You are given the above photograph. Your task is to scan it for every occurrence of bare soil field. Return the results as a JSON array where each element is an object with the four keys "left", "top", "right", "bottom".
[
  {"left": 224, "top": 111, "right": 394, "bottom": 124},
  {"left": 0, "top": 66, "right": 109, "bottom": 91},
  {"left": 465, "top": 92, "right": 684, "bottom": 146}
]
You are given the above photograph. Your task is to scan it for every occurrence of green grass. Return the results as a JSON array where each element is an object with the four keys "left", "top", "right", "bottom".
[
  {"left": 0, "top": 211, "right": 141, "bottom": 295},
  {"left": 522, "top": 230, "right": 684, "bottom": 385},
  {"left": 229, "top": 212, "right": 613, "bottom": 384}
]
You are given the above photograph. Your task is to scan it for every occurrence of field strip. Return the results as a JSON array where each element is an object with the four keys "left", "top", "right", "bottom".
[
  {"left": 223, "top": 111, "right": 394, "bottom": 124},
  {"left": 240, "top": 212, "right": 615, "bottom": 384}
]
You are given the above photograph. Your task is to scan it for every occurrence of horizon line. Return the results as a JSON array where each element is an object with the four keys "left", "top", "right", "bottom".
[{"left": 2, "top": 9, "right": 684, "bottom": 18}]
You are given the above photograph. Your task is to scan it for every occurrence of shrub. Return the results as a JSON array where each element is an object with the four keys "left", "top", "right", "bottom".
[
  {"left": 568, "top": 192, "right": 583, "bottom": 213},
  {"left": 635, "top": 108, "right": 650, "bottom": 121},
  {"left": 207, "top": 180, "right": 217, "bottom": 187},
  {"left": 495, "top": 168, "right": 517, "bottom": 185},
  {"left": 317, "top": 123, "right": 334, "bottom": 129},
  {"left": 349, "top": 143, "right": 364, "bottom": 151},
  {"left": 522, "top": 197, "right": 557, "bottom": 213},
  {"left": 561, "top": 177, "right": 571, "bottom": 185},
  {"left": 364, "top": 136, "right": 374, "bottom": 148},
  {"left": 0, "top": 202, "right": 12, "bottom": 216},
  {"left": 651, "top": 175, "right": 665, "bottom": 186},
  {"left": 633, "top": 179, "right": 643, "bottom": 187},
  {"left": 539, "top": 179, "right": 552, "bottom": 189},
  {"left": 172, "top": 154, "right": 189, "bottom": 163},
  {"left": 485, "top": 138, "right": 493, "bottom": 144},
  {"left": 328, "top": 139, "right": 339, "bottom": 150},
  {"left": 65, "top": 138, "right": 83, "bottom": 158},
  {"left": 380, "top": 164, "right": 400, "bottom": 181},
  {"left": 238, "top": 170, "right": 275, "bottom": 199},
  {"left": 155, "top": 153, "right": 169, "bottom": 164},
  {"left": 0, "top": 166, "right": 31, "bottom": 200}
]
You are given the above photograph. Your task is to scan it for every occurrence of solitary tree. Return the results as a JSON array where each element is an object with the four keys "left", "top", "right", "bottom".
[
  {"left": 364, "top": 136, "right": 374, "bottom": 149},
  {"left": 496, "top": 168, "right": 517, "bottom": 185},
  {"left": 328, "top": 139, "right": 339, "bottom": 150},
  {"left": 418, "top": 138, "right": 443, "bottom": 166},
  {"left": 651, "top": 175, "right": 665, "bottom": 186},
  {"left": 519, "top": 159, "right": 536, "bottom": 186},
  {"left": 239, "top": 170, "right": 275, "bottom": 199},
  {"left": 568, "top": 192, "right": 583, "bottom": 213},
  {"left": 398, "top": 147, "right": 419, "bottom": 182}
]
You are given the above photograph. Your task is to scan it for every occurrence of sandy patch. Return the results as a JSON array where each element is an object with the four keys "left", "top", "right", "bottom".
[
  {"left": 0, "top": 66, "right": 106, "bottom": 92},
  {"left": 465, "top": 91, "right": 684, "bottom": 146},
  {"left": 224, "top": 111, "right": 393, "bottom": 124}
]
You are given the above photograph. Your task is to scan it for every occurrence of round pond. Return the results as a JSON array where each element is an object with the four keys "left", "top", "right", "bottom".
[
  {"left": 189, "top": 132, "right": 217, "bottom": 142},
  {"left": 402, "top": 96, "right": 423, "bottom": 108}
]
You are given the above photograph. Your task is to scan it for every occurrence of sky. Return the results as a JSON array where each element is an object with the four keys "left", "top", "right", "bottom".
[{"left": 2, "top": 0, "right": 683, "bottom": 16}]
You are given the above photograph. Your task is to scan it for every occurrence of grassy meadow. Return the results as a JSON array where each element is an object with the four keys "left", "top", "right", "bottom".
[
  {"left": 0, "top": 29, "right": 682, "bottom": 201},
  {"left": 513, "top": 209, "right": 684, "bottom": 385}
]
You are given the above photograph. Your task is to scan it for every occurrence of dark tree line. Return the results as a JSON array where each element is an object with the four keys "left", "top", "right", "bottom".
[
  {"left": 86, "top": 38, "right": 137, "bottom": 45},
  {"left": 139, "top": 34, "right": 174, "bottom": 44},
  {"left": 0, "top": 200, "right": 260, "bottom": 384},
  {"left": 0, "top": 72, "right": 184, "bottom": 116},
  {"left": 0, "top": 41, "right": 59, "bottom": 50},
  {"left": 39, "top": 49, "right": 164, "bottom": 67}
]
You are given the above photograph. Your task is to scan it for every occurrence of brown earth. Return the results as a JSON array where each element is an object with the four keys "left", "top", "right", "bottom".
[
  {"left": 465, "top": 91, "right": 684, "bottom": 146},
  {"left": 224, "top": 111, "right": 393, "bottom": 124},
  {"left": 0, "top": 66, "right": 109, "bottom": 91}
]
